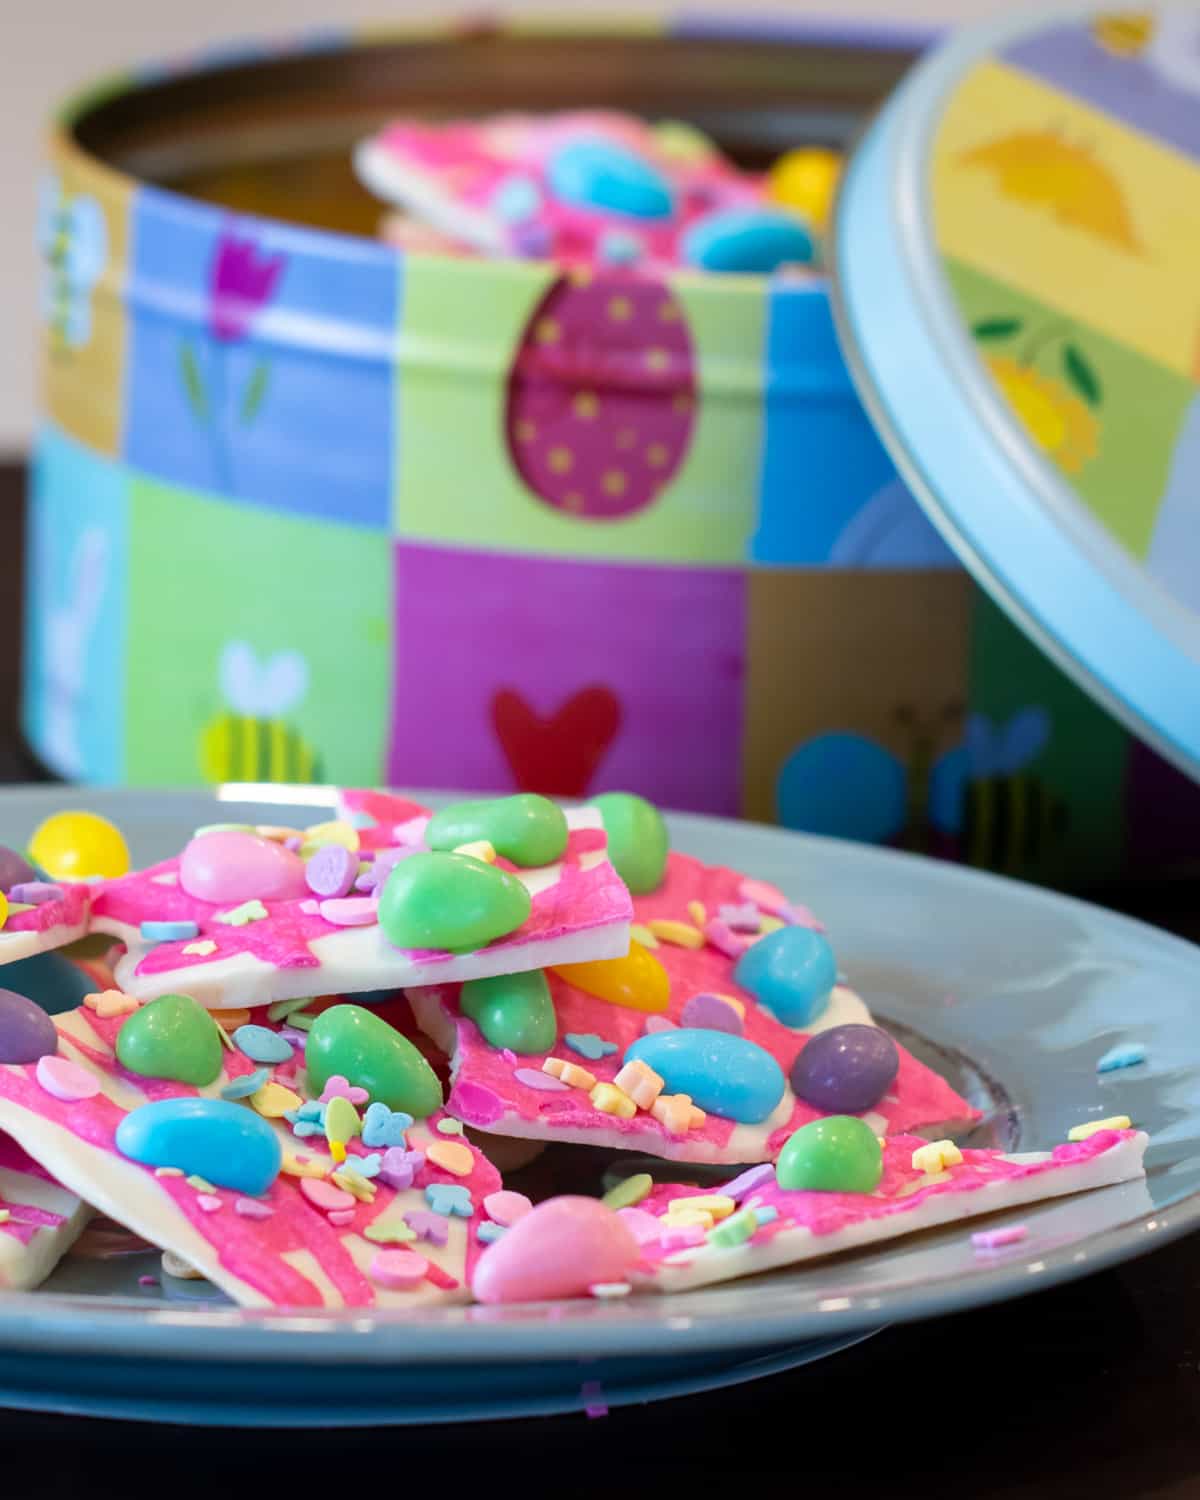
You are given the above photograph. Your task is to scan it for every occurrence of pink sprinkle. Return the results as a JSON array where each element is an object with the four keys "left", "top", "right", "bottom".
[
  {"left": 319, "top": 1074, "right": 370, "bottom": 1106},
  {"left": 422, "top": 1260, "right": 459, "bottom": 1291},
  {"left": 299, "top": 899, "right": 321, "bottom": 915},
  {"left": 643, "top": 1015, "right": 678, "bottom": 1035},
  {"left": 738, "top": 877, "right": 789, "bottom": 913},
  {"left": 514, "top": 1067, "right": 568, "bottom": 1091},
  {"left": 370, "top": 1248, "right": 430, "bottom": 1289},
  {"left": 393, "top": 815, "right": 430, "bottom": 846},
  {"left": 617, "top": 1207, "right": 663, "bottom": 1244},
  {"left": 501, "top": 1048, "right": 518, "bottom": 1065},
  {"left": 299, "top": 1177, "right": 356, "bottom": 1213},
  {"left": 35, "top": 1055, "right": 100, "bottom": 1101},
  {"left": 656, "top": 1225, "right": 706, "bottom": 1251},
  {"left": 196, "top": 1194, "right": 222, "bottom": 1213},
  {"left": 717, "top": 901, "right": 763, "bottom": 932},
  {"left": 483, "top": 1190, "right": 533, "bottom": 1227},
  {"left": 328, "top": 1208, "right": 357, "bottom": 1227},
  {"left": 778, "top": 901, "right": 824, "bottom": 931},
  {"left": 704, "top": 918, "right": 752, "bottom": 959},
  {"left": 138, "top": 1275, "right": 158, "bottom": 1287},
  {"left": 581, "top": 1380, "right": 608, "bottom": 1419},
  {"left": 234, "top": 1198, "right": 274, "bottom": 1219},
  {"left": 972, "top": 1224, "right": 1029, "bottom": 1251},
  {"left": 319, "top": 896, "right": 378, "bottom": 927}
]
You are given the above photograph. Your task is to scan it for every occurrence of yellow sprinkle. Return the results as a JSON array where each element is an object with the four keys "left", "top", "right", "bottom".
[
  {"left": 910, "top": 1140, "right": 963, "bottom": 1174},
  {"left": 83, "top": 989, "right": 140, "bottom": 1018},
  {"left": 6, "top": 903, "right": 33, "bottom": 915},
  {"left": 590, "top": 1082, "right": 637, "bottom": 1119},
  {"left": 543, "top": 1057, "right": 596, "bottom": 1091},
  {"left": 663, "top": 1206, "right": 714, "bottom": 1230},
  {"left": 300, "top": 820, "right": 359, "bottom": 859},
  {"left": 686, "top": 900, "right": 707, "bottom": 927},
  {"left": 329, "top": 1140, "right": 347, "bottom": 1163},
  {"left": 281, "top": 1155, "right": 329, "bottom": 1179},
  {"left": 182, "top": 940, "right": 218, "bottom": 957},
  {"left": 255, "top": 825, "right": 303, "bottom": 842},
  {"left": 250, "top": 1081, "right": 302, "bottom": 1119},
  {"left": 185, "top": 1175, "right": 215, "bottom": 1194},
  {"left": 0, "top": 1209, "right": 9, "bottom": 1224},
  {"left": 154, "top": 1167, "right": 184, "bottom": 1178},
  {"left": 426, "top": 1139, "right": 475, "bottom": 1177},
  {"left": 1068, "top": 1115, "right": 1132, "bottom": 1142},
  {"left": 630, "top": 923, "right": 659, "bottom": 949},
  {"left": 894, "top": 1170, "right": 953, "bottom": 1197},
  {"left": 453, "top": 839, "right": 496, "bottom": 864},
  {"left": 331, "top": 1169, "right": 377, "bottom": 1202},
  {"left": 679, "top": 1194, "right": 736, "bottom": 1222},
  {"left": 758, "top": 915, "right": 785, "bottom": 935},
  {"left": 215, "top": 1023, "right": 235, "bottom": 1052},
  {"left": 647, "top": 919, "right": 705, "bottom": 950}
]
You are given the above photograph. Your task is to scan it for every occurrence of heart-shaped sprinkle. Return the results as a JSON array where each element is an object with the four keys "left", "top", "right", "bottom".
[
  {"left": 299, "top": 1178, "right": 356, "bottom": 1214},
  {"left": 369, "top": 1249, "right": 429, "bottom": 1289}
]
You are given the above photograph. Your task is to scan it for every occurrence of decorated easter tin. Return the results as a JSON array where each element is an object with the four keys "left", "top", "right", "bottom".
[{"left": 24, "top": 12, "right": 1200, "bottom": 887}]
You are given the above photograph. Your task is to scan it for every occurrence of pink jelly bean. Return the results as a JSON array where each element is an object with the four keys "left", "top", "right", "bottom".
[
  {"left": 299, "top": 1178, "right": 356, "bottom": 1214},
  {"left": 179, "top": 831, "right": 309, "bottom": 905},
  {"left": 35, "top": 1055, "right": 100, "bottom": 1101},
  {"left": 370, "top": 1249, "right": 430, "bottom": 1289},
  {"left": 471, "top": 1196, "right": 639, "bottom": 1305},
  {"left": 318, "top": 897, "right": 379, "bottom": 927},
  {"left": 483, "top": 1190, "right": 533, "bottom": 1227}
]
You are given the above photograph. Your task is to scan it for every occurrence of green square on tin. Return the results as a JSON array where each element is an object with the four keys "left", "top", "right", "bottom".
[
  {"left": 127, "top": 477, "right": 390, "bottom": 786},
  {"left": 394, "top": 256, "right": 765, "bottom": 565},
  {"left": 945, "top": 259, "right": 1194, "bottom": 559}
]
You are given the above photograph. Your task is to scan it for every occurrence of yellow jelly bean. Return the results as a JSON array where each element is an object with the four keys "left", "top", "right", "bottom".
[
  {"left": 0, "top": 889, "right": 7, "bottom": 931},
  {"left": 29, "top": 811, "right": 131, "bottom": 880},
  {"left": 766, "top": 146, "right": 843, "bottom": 231},
  {"left": 552, "top": 940, "right": 670, "bottom": 1014},
  {"left": 299, "top": 820, "right": 359, "bottom": 859}
]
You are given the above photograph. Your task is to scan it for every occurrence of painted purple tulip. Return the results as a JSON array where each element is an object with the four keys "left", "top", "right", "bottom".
[{"left": 208, "top": 231, "right": 286, "bottom": 343}]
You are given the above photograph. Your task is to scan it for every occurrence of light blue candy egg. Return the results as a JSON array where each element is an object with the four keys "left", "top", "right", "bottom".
[
  {"left": 624, "top": 1029, "right": 785, "bottom": 1123},
  {"left": 734, "top": 926, "right": 837, "bottom": 1028},
  {"left": 682, "top": 209, "right": 814, "bottom": 274},
  {"left": 546, "top": 139, "right": 674, "bottom": 220},
  {"left": 115, "top": 1098, "right": 282, "bottom": 1195},
  {"left": 232, "top": 1024, "right": 293, "bottom": 1065}
]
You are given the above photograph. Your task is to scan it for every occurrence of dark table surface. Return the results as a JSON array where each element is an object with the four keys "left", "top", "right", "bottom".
[{"left": 1, "top": 461, "right": 1198, "bottom": 1492}]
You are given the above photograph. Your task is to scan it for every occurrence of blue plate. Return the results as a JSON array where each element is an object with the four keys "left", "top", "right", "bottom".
[{"left": 1, "top": 784, "right": 1198, "bottom": 1425}]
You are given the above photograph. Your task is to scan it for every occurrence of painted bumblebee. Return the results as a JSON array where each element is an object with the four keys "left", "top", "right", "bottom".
[{"left": 199, "top": 641, "right": 323, "bottom": 785}]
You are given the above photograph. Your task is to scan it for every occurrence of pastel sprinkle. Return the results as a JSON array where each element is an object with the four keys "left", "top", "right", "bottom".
[
  {"left": 514, "top": 1067, "right": 569, "bottom": 1091},
  {"left": 323, "top": 1094, "right": 362, "bottom": 1145},
  {"left": 35, "top": 1055, "right": 100, "bottom": 1101},
  {"left": 328, "top": 1208, "right": 356, "bottom": 1227},
  {"left": 154, "top": 1166, "right": 184, "bottom": 1177},
  {"left": 370, "top": 1249, "right": 429, "bottom": 1289},
  {"left": 646, "top": 919, "right": 704, "bottom": 949},
  {"left": 299, "top": 1178, "right": 356, "bottom": 1214},
  {"left": 588, "top": 1281, "right": 632, "bottom": 1298},
  {"left": 195, "top": 1194, "right": 222, "bottom": 1213},
  {"left": 251, "top": 1081, "right": 302, "bottom": 1118},
  {"left": 706, "top": 1208, "right": 757, "bottom": 1248},
  {"left": 421, "top": 1262, "right": 459, "bottom": 1291},
  {"left": 378, "top": 1147, "right": 425, "bottom": 1190},
  {"left": 362, "top": 1101, "right": 412, "bottom": 1148},
  {"left": 1097, "top": 1043, "right": 1146, "bottom": 1073},
  {"left": 140, "top": 919, "right": 199, "bottom": 942},
  {"left": 1068, "top": 1115, "right": 1132, "bottom": 1141},
  {"left": 345, "top": 1152, "right": 383, "bottom": 1179},
  {"left": 602, "top": 1173, "right": 653, "bottom": 1211},
  {"left": 642, "top": 1015, "right": 678, "bottom": 1034},
  {"left": 630, "top": 923, "right": 659, "bottom": 948},
  {"left": 186, "top": 1175, "right": 216, "bottom": 1193},
  {"left": 565, "top": 1032, "right": 619, "bottom": 1061},
  {"left": 753, "top": 1205, "right": 778, "bottom": 1226},
  {"left": 972, "top": 1224, "right": 1028, "bottom": 1251},
  {"left": 424, "top": 1183, "right": 473, "bottom": 1218},
  {"left": 435, "top": 1117, "right": 465, "bottom": 1135},
  {"left": 284, "top": 1013, "right": 314, "bottom": 1033},
  {"left": 656, "top": 1224, "right": 705, "bottom": 1251},
  {"left": 477, "top": 1221, "right": 506, "bottom": 1244},
  {"left": 267, "top": 997, "right": 315, "bottom": 1023},
  {"left": 319, "top": 896, "right": 379, "bottom": 927},
  {"left": 426, "top": 1139, "right": 474, "bottom": 1177},
  {"left": 319, "top": 1074, "right": 370, "bottom": 1107},
  {"left": 405, "top": 1209, "right": 450, "bottom": 1244},
  {"left": 364, "top": 1221, "right": 417, "bottom": 1244},
  {"left": 483, "top": 1190, "right": 533, "bottom": 1226},
  {"left": 83, "top": 989, "right": 140, "bottom": 1019},
  {"left": 718, "top": 902, "right": 761, "bottom": 931},
  {"left": 234, "top": 1197, "right": 275, "bottom": 1219},
  {"left": 182, "top": 940, "right": 218, "bottom": 957},
  {"left": 233, "top": 1024, "right": 293, "bottom": 1065},
  {"left": 721, "top": 1163, "right": 776, "bottom": 1201},
  {"left": 221, "top": 1067, "right": 269, "bottom": 1101},
  {"left": 331, "top": 1169, "right": 376, "bottom": 1202},
  {"left": 215, "top": 900, "right": 268, "bottom": 927}
]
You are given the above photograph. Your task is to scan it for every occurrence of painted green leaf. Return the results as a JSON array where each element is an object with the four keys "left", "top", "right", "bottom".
[
  {"left": 972, "top": 317, "right": 1022, "bottom": 340},
  {"left": 179, "top": 342, "right": 208, "bottom": 421},
  {"left": 240, "top": 359, "right": 271, "bottom": 424},
  {"left": 1062, "top": 343, "right": 1101, "bottom": 406}
]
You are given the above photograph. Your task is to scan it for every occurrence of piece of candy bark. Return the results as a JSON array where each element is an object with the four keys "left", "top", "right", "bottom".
[
  {"left": 0, "top": 1001, "right": 499, "bottom": 1308},
  {"left": 631, "top": 1129, "right": 1148, "bottom": 1293},
  {"left": 0, "top": 1133, "right": 91, "bottom": 1290},
  {"left": 0, "top": 882, "right": 92, "bottom": 965},
  {"left": 88, "top": 791, "right": 631, "bottom": 1009},
  {"left": 409, "top": 852, "right": 978, "bottom": 1165},
  {"left": 354, "top": 111, "right": 776, "bottom": 272}
]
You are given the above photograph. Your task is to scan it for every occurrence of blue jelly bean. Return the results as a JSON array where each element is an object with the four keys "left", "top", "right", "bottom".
[
  {"left": 682, "top": 209, "right": 814, "bottom": 274},
  {"left": 734, "top": 926, "right": 837, "bottom": 1027},
  {"left": 624, "top": 1029, "right": 785, "bottom": 1124},
  {"left": 232, "top": 1024, "right": 294, "bottom": 1065},
  {"left": 115, "top": 1098, "right": 282, "bottom": 1195},
  {"left": 546, "top": 139, "right": 674, "bottom": 220},
  {"left": 139, "top": 920, "right": 200, "bottom": 942}
]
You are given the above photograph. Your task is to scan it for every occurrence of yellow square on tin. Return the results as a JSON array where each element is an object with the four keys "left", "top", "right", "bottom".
[{"left": 39, "top": 135, "right": 131, "bottom": 459}]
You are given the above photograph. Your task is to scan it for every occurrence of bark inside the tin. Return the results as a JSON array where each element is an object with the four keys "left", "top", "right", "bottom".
[{"left": 70, "top": 30, "right": 918, "bottom": 237}]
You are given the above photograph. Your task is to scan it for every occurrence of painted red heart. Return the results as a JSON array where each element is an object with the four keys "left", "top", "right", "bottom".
[{"left": 491, "top": 686, "right": 621, "bottom": 799}]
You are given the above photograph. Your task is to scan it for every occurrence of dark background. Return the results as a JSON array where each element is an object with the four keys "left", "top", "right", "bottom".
[{"left": 2, "top": 461, "right": 1198, "bottom": 1490}]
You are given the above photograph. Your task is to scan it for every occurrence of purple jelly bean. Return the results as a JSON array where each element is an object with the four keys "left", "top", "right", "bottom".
[
  {"left": 8, "top": 882, "right": 66, "bottom": 906},
  {"left": 0, "top": 846, "right": 36, "bottom": 896},
  {"left": 305, "top": 844, "right": 358, "bottom": 900},
  {"left": 680, "top": 993, "right": 744, "bottom": 1036},
  {"left": 0, "top": 989, "right": 59, "bottom": 1064},
  {"left": 789, "top": 1025, "right": 900, "bottom": 1114}
]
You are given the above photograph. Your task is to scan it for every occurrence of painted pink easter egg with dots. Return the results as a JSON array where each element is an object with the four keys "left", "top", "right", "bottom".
[{"left": 505, "top": 271, "right": 696, "bottom": 520}]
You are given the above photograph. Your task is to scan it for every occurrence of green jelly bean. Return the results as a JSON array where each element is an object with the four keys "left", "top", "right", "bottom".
[
  {"left": 460, "top": 970, "right": 556, "bottom": 1055},
  {"left": 775, "top": 1115, "right": 883, "bottom": 1194},
  {"left": 305, "top": 1004, "right": 443, "bottom": 1119},
  {"left": 601, "top": 1172, "right": 654, "bottom": 1211},
  {"left": 115, "top": 993, "right": 223, "bottom": 1087},
  {"left": 378, "top": 852, "right": 531, "bottom": 953},
  {"left": 592, "top": 792, "right": 669, "bottom": 894},
  {"left": 426, "top": 794, "right": 568, "bottom": 868}
]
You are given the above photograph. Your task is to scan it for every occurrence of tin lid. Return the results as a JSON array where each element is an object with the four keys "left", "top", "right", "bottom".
[{"left": 832, "top": 3, "right": 1200, "bottom": 781}]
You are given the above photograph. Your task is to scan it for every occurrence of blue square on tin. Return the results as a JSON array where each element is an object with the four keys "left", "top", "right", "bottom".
[
  {"left": 23, "top": 423, "right": 130, "bottom": 782},
  {"left": 753, "top": 282, "right": 956, "bottom": 568},
  {"left": 123, "top": 190, "right": 399, "bottom": 528}
]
